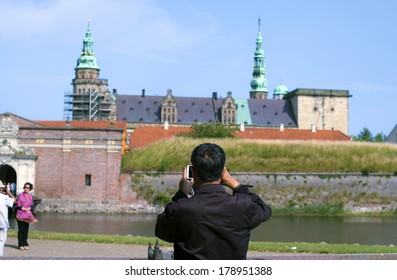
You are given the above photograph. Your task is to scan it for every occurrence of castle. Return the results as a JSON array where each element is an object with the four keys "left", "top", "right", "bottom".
[
  {"left": 0, "top": 20, "right": 352, "bottom": 207},
  {"left": 64, "top": 20, "right": 351, "bottom": 137}
]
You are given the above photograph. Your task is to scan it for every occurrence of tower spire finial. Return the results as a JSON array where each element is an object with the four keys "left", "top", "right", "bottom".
[
  {"left": 258, "top": 16, "right": 261, "bottom": 32},
  {"left": 87, "top": 15, "right": 91, "bottom": 29}
]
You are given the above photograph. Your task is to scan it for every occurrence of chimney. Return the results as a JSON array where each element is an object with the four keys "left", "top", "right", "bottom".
[
  {"left": 212, "top": 92, "right": 217, "bottom": 100},
  {"left": 280, "top": 123, "right": 284, "bottom": 131},
  {"left": 142, "top": 89, "right": 145, "bottom": 97},
  {"left": 311, "top": 124, "right": 316, "bottom": 132}
]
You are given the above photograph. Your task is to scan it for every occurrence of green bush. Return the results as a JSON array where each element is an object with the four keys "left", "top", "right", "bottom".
[
  {"left": 186, "top": 123, "right": 236, "bottom": 138},
  {"left": 153, "top": 193, "right": 172, "bottom": 206}
]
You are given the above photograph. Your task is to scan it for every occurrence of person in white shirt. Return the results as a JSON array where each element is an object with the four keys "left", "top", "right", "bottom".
[{"left": 0, "top": 182, "right": 16, "bottom": 256}]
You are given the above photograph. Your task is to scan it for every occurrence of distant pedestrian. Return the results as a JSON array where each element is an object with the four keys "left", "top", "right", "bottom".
[
  {"left": 16, "top": 182, "right": 37, "bottom": 250},
  {"left": 0, "top": 181, "right": 16, "bottom": 256}
]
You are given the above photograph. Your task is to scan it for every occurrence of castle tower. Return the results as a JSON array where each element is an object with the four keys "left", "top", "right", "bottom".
[
  {"left": 249, "top": 18, "right": 268, "bottom": 99},
  {"left": 273, "top": 84, "right": 289, "bottom": 100},
  {"left": 64, "top": 19, "right": 116, "bottom": 121}
]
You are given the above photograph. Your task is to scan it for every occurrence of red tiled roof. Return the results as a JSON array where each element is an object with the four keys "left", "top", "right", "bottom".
[
  {"left": 36, "top": 120, "right": 126, "bottom": 129},
  {"left": 129, "top": 126, "right": 351, "bottom": 149},
  {"left": 235, "top": 128, "right": 351, "bottom": 141},
  {"left": 129, "top": 126, "right": 190, "bottom": 149}
]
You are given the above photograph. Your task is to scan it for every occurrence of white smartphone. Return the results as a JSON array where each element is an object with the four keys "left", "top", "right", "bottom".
[{"left": 186, "top": 165, "right": 193, "bottom": 181}]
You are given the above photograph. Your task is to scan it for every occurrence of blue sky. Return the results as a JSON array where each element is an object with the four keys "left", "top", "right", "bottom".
[{"left": 0, "top": 0, "right": 396, "bottom": 136}]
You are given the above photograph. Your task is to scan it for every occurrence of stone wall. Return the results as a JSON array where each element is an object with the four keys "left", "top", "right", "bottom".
[{"left": 35, "top": 172, "right": 397, "bottom": 213}]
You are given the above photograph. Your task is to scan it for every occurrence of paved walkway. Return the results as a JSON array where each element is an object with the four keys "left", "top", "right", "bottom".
[{"left": 2, "top": 237, "right": 397, "bottom": 260}]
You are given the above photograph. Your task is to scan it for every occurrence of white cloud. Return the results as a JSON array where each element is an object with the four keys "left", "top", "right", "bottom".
[{"left": 0, "top": 0, "right": 219, "bottom": 54}]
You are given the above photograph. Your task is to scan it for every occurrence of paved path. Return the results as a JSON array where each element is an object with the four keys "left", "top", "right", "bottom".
[{"left": 2, "top": 237, "right": 397, "bottom": 260}]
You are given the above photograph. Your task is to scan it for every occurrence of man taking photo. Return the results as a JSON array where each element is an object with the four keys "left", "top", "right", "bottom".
[{"left": 155, "top": 143, "right": 272, "bottom": 259}]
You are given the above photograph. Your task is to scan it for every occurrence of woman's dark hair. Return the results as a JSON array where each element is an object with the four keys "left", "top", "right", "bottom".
[
  {"left": 190, "top": 143, "right": 225, "bottom": 183},
  {"left": 24, "top": 182, "right": 33, "bottom": 191}
]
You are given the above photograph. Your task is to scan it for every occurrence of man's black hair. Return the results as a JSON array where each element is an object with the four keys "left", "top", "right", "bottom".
[{"left": 190, "top": 143, "right": 225, "bottom": 183}]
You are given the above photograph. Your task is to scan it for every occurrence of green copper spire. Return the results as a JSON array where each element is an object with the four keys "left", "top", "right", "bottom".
[
  {"left": 250, "top": 17, "right": 268, "bottom": 99},
  {"left": 76, "top": 19, "right": 99, "bottom": 69}
]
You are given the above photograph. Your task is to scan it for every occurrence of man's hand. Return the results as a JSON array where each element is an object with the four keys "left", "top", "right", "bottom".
[
  {"left": 179, "top": 166, "right": 194, "bottom": 196},
  {"left": 220, "top": 167, "right": 240, "bottom": 190}
]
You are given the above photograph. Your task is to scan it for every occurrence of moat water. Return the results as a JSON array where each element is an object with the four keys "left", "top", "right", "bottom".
[{"left": 9, "top": 213, "right": 397, "bottom": 246}]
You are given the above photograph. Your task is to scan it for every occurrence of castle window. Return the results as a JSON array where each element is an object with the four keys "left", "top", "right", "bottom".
[
  {"left": 194, "top": 119, "right": 198, "bottom": 123},
  {"left": 185, "top": 109, "right": 189, "bottom": 113},
  {"left": 200, "top": 110, "right": 204, "bottom": 113},
  {"left": 138, "top": 100, "right": 142, "bottom": 104},
  {"left": 130, "top": 107, "right": 134, "bottom": 111},
  {"left": 253, "top": 111, "right": 257, "bottom": 115},
  {"left": 267, "top": 121, "right": 271, "bottom": 125},
  {"left": 262, "top": 104, "right": 267, "bottom": 108},
  {"left": 122, "top": 100, "right": 126, "bottom": 104},
  {"left": 85, "top": 174, "right": 92, "bottom": 187},
  {"left": 122, "top": 118, "right": 126, "bottom": 121},
  {"left": 164, "top": 108, "right": 167, "bottom": 112},
  {"left": 206, "top": 102, "right": 210, "bottom": 106},
  {"left": 331, "top": 107, "right": 335, "bottom": 112},
  {"left": 192, "top": 102, "right": 195, "bottom": 106},
  {"left": 139, "top": 118, "right": 144, "bottom": 122},
  {"left": 275, "top": 112, "right": 279, "bottom": 116},
  {"left": 146, "top": 108, "right": 150, "bottom": 112},
  {"left": 154, "top": 101, "right": 158, "bottom": 105},
  {"left": 241, "top": 104, "right": 245, "bottom": 108},
  {"left": 314, "top": 107, "right": 317, "bottom": 112}
]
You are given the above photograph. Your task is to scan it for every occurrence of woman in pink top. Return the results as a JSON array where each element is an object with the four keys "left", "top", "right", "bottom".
[{"left": 16, "top": 182, "right": 37, "bottom": 250}]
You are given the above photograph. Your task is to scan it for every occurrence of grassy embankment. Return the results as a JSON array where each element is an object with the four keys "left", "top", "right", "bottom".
[
  {"left": 122, "top": 138, "right": 397, "bottom": 215},
  {"left": 7, "top": 230, "right": 397, "bottom": 254},
  {"left": 122, "top": 137, "right": 397, "bottom": 173}
]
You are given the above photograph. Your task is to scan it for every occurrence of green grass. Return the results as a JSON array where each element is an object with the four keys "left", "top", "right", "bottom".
[
  {"left": 7, "top": 230, "right": 397, "bottom": 254},
  {"left": 122, "top": 137, "right": 397, "bottom": 173}
]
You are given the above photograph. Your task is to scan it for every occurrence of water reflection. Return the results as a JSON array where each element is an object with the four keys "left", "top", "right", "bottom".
[{"left": 9, "top": 213, "right": 397, "bottom": 246}]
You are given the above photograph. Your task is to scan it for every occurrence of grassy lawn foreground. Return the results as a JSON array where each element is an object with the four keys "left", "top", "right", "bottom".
[{"left": 8, "top": 230, "right": 397, "bottom": 255}]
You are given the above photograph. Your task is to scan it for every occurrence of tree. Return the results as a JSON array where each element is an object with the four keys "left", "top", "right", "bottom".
[
  {"left": 353, "top": 127, "right": 386, "bottom": 142},
  {"left": 355, "top": 127, "right": 373, "bottom": 142},
  {"left": 374, "top": 132, "right": 386, "bottom": 142},
  {"left": 187, "top": 123, "right": 236, "bottom": 138}
]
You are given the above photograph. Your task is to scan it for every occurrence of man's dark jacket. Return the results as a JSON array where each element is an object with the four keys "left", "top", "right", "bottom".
[{"left": 155, "top": 184, "right": 272, "bottom": 260}]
